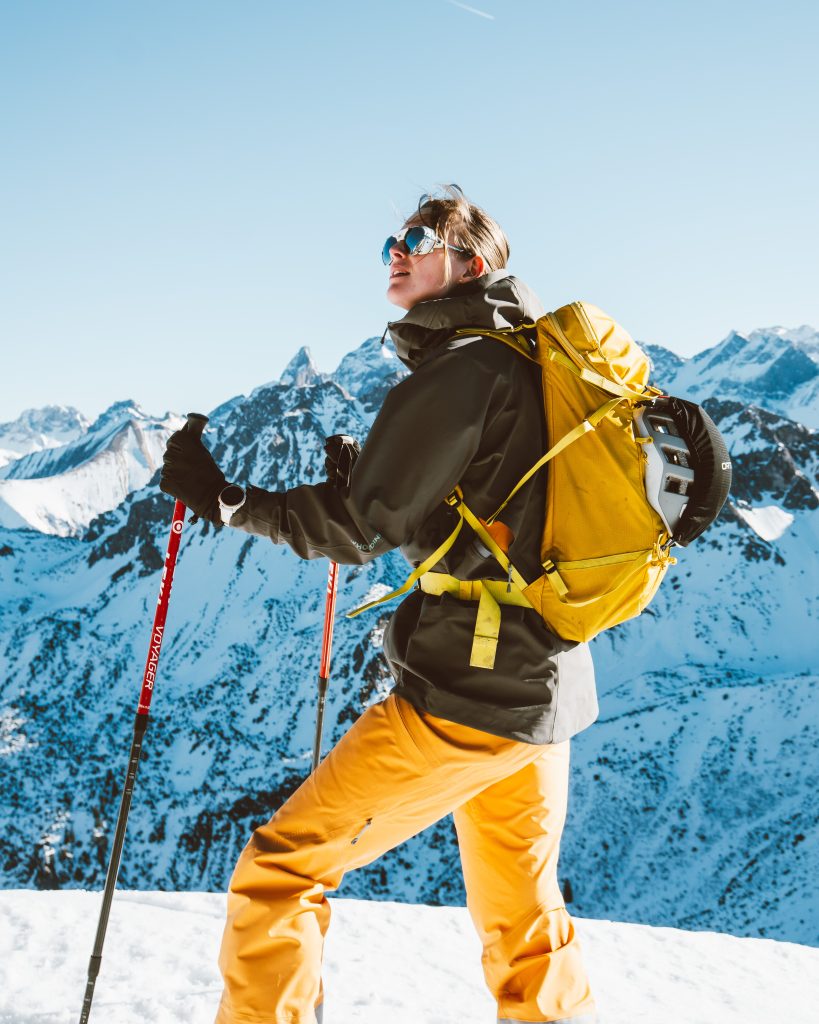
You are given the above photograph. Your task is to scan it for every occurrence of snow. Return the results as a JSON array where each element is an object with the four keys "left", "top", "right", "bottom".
[
  {"left": 0, "top": 406, "right": 88, "bottom": 470},
  {"left": 0, "top": 412, "right": 183, "bottom": 535},
  {"left": 349, "top": 581, "right": 395, "bottom": 611},
  {"left": 748, "top": 324, "right": 819, "bottom": 359},
  {"left": 1, "top": 322, "right": 818, "bottom": 1014},
  {"left": 734, "top": 504, "right": 795, "bottom": 541},
  {"left": 332, "top": 336, "right": 409, "bottom": 414},
  {"left": 280, "top": 347, "right": 323, "bottom": 388},
  {"left": 0, "top": 708, "right": 34, "bottom": 756},
  {"left": 659, "top": 324, "right": 819, "bottom": 427},
  {"left": 0, "top": 891, "right": 817, "bottom": 1023}
]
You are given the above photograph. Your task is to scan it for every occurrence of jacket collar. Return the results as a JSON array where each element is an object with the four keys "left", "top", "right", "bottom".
[{"left": 386, "top": 271, "right": 545, "bottom": 371}]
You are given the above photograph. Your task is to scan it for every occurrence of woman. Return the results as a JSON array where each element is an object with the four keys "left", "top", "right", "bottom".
[{"left": 161, "top": 185, "right": 599, "bottom": 1024}]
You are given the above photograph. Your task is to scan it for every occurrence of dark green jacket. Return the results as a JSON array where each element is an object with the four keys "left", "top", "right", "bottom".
[{"left": 231, "top": 271, "right": 598, "bottom": 744}]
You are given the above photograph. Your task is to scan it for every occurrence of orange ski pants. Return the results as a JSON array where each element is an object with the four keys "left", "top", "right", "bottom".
[{"left": 215, "top": 694, "right": 596, "bottom": 1024}]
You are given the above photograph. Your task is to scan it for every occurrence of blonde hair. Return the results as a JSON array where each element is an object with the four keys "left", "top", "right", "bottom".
[{"left": 405, "top": 184, "right": 510, "bottom": 286}]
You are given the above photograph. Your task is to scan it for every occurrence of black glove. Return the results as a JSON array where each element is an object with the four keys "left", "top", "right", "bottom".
[
  {"left": 324, "top": 434, "right": 360, "bottom": 490},
  {"left": 160, "top": 425, "right": 226, "bottom": 524}
]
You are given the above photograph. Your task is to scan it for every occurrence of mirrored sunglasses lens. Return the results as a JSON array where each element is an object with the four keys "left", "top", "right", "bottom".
[
  {"left": 382, "top": 236, "right": 398, "bottom": 265},
  {"left": 405, "top": 226, "right": 434, "bottom": 255}
]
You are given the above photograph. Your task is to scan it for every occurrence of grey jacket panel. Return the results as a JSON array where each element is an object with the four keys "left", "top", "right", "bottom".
[{"left": 231, "top": 273, "right": 599, "bottom": 745}]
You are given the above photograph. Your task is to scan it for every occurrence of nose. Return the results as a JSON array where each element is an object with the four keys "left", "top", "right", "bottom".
[{"left": 388, "top": 239, "right": 409, "bottom": 265}]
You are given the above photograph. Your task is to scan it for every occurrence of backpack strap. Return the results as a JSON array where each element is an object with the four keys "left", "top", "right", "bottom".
[
  {"left": 346, "top": 485, "right": 531, "bottom": 623},
  {"left": 346, "top": 495, "right": 466, "bottom": 619},
  {"left": 453, "top": 323, "right": 659, "bottom": 403},
  {"left": 541, "top": 542, "right": 676, "bottom": 606},
  {"left": 346, "top": 324, "right": 657, "bottom": 656},
  {"left": 345, "top": 393, "right": 631, "bottom": 630},
  {"left": 419, "top": 573, "right": 532, "bottom": 670},
  {"left": 546, "top": 347, "right": 653, "bottom": 403},
  {"left": 456, "top": 492, "right": 529, "bottom": 592},
  {"left": 486, "top": 395, "right": 625, "bottom": 524},
  {"left": 452, "top": 324, "right": 538, "bottom": 362}
]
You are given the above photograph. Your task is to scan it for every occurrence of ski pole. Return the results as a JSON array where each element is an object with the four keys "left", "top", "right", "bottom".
[
  {"left": 312, "top": 436, "right": 357, "bottom": 771},
  {"left": 78, "top": 411, "right": 208, "bottom": 1024},
  {"left": 312, "top": 559, "right": 339, "bottom": 771}
]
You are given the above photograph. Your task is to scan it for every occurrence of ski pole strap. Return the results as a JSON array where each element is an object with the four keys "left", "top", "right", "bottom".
[{"left": 418, "top": 572, "right": 533, "bottom": 670}]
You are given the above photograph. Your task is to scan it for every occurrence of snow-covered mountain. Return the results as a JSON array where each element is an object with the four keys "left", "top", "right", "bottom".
[
  {"left": 0, "top": 405, "right": 88, "bottom": 469},
  {"left": 334, "top": 334, "right": 410, "bottom": 412},
  {"left": 278, "top": 345, "right": 327, "bottom": 389},
  {"left": 3, "top": 891, "right": 818, "bottom": 1024},
  {"left": 644, "top": 324, "right": 819, "bottom": 428},
  {"left": 0, "top": 327, "right": 817, "bottom": 948},
  {"left": 0, "top": 400, "right": 183, "bottom": 535}
]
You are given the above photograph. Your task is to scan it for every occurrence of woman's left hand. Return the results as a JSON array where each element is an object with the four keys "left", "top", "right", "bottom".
[{"left": 324, "top": 434, "right": 360, "bottom": 490}]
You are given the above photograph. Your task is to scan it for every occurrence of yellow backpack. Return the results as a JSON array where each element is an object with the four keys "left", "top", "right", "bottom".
[{"left": 350, "top": 302, "right": 732, "bottom": 668}]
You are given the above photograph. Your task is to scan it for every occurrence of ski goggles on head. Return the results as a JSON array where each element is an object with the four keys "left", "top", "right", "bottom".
[{"left": 381, "top": 225, "right": 471, "bottom": 265}]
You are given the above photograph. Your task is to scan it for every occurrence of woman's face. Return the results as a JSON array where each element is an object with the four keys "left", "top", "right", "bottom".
[{"left": 386, "top": 222, "right": 483, "bottom": 310}]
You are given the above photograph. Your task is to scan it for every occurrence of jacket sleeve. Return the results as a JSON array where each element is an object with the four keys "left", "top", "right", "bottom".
[{"left": 228, "top": 344, "right": 500, "bottom": 564}]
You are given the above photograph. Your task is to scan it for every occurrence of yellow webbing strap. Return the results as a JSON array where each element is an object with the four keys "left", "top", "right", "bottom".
[
  {"left": 546, "top": 347, "right": 649, "bottom": 403},
  {"left": 457, "top": 497, "right": 529, "bottom": 592},
  {"left": 345, "top": 482, "right": 534, "bottom": 670},
  {"left": 346, "top": 508, "right": 465, "bottom": 619},
  {"left": 541, "top": 559, "right": 569, "bottom": 599},
  {"left": 556, "top": 547, "right": 665, "bottom": 570},
  {"left": 453, "top": 321, "right": 660, "bottom": 404},
  {"left": 419, "top": 573, "right": 533, "bottom": 670},
  {"left": 472, "top": 586, "right": 501, "bottom": 670},
  {"left": 345, "top": 486, "right": 530, "bottom": 624},
  {"left": 453, "top": 323, "right": 536, "bottom": 344},
  {"left": 544, "top": 311, "right": 663, "bottom": 402},
  {"left": 419, "top": 572, "right": 532, "bottom": 607},
  {"left": 540, "top": 543, "right": 676, "bottom": 607},
  {"left": 488, "top": 396, "right": 625, "bottom": 524}
]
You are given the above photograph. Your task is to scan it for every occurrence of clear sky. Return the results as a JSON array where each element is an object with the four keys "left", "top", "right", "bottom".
[{"left": 2, "top": 0, "right": 817, "bottom": 423}]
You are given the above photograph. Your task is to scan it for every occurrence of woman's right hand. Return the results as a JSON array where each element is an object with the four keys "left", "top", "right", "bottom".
[{"left": 323, "top": 434, "right": 360, "bottom": 491}]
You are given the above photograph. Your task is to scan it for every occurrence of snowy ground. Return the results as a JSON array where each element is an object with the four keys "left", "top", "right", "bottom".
[{"left": 1, "top": 891, "right": 817, "bottom": 1024}]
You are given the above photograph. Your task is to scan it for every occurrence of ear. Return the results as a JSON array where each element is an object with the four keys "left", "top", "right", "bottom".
[{"left": 461, "top": 254, "right": 485, "bottom": 281}]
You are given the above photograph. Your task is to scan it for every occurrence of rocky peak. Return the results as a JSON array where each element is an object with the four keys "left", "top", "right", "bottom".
[
  {"left": 333, "top": 336, "right": 409, "bottom": 414},
  {"left": 279, "top": 347, "right": 321, "bottom": 388},
  {"left": 87, "top": 400, "right": 146, "bottom": 438},
  {"left": 0, "top": 405, "right": 89, "bottom": 469}
]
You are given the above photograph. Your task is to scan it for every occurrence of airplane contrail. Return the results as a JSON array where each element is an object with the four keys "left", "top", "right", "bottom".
[{"left": 446, "top": 0, "right": 495, "bottom": 20}]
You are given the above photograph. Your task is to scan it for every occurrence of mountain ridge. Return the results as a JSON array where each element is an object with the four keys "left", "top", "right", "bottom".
[
  {"left": 0, "top": 401, "right": 184, "bottom": 536},
  {"left": 0, "top": 321, "right": 816, "bottom": 945}
]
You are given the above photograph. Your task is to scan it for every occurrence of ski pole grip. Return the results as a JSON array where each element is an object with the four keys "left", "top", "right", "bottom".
[
  {"left": 340, "top": 441, "right": 356, "bottom": 490},
  {"left": 186, "top": 412, "right": 209, "bottom": 437}
]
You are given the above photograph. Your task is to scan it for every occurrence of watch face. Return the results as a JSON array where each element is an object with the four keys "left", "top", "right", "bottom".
[{"left": 221, "top": 484, "right": 245, "bottom": 508}]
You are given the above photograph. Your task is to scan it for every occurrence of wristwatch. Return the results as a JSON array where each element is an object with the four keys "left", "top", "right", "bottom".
[{"left": 218, "top": 484, "right": 247, "bottom": 525}]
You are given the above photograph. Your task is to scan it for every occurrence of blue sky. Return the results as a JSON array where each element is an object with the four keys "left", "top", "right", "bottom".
[{"left": 2, "top": 0, "right": 817, "bottom": 422}]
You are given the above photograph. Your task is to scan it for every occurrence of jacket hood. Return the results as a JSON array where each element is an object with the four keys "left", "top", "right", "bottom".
[{"left": 387, "top": 271, "right": 545, "bottom": 371}]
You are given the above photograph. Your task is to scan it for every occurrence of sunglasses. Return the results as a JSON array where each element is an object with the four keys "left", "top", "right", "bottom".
[{"left": 382, "top": 225, "right": 471, "bottom": 266}]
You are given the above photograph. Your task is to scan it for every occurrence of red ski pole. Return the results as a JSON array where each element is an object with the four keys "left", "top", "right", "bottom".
[
  {"left": 312, "top": 559, "right": 339, "bottom": 771},
  {"left": 311, "top": 436, "right": 357, "bottom": 771},
  {"left": 78, "top": 411, "right": 208, "bottom": 1024}
]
